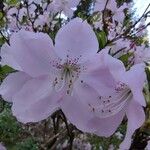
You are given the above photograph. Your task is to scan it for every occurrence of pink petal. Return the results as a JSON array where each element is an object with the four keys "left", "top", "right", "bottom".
[
  {"left": 121, "top": 64, "right": 146, "bottom": 106},
  {"left": 94, "top": 0, "right": 106, "bottom": 12},
  {"left": 68, "top": 0, "right": 80, "bottom": 7},
  {"left": 1, "top": 43, "right": 22, "bottom": 70},
  {"left": 113, "top": 11, "right": 125, "bottom": 23},
  {"left": 87, "top": 108, "right": 125, "bottom": 137},
  {"left": 12, "top": 75, "right": 60, "bottom": 123},
  {"left": 75, "top": 82, "right": 126, "bottom": 137},
  {"left": 10, "top": 30, "right": 56, "bottom": 77},
  {"left": 55, "top": 18, "right": 99, "bottom": 62},
  {"left": 120, "top": 100, "right": 145, "bottom": 149},
  {"left": 81, "top": 50, "right": 124, "bottom": 95},
  {"left": 0, "top": 144, "right": 6, "bottom": 150},
  {"left": 60, "top": 82, "right": 100, "bottom": 133},
  {"left": 12, "top": 94, "right": 59, "bottom": 123},
  {"left": 103, "top": 49, "right": 126, "bottom": 81},
  {"left": 61, "top": 94, "right": 93, "bottom": 132},
  {"left": 0, "top": 72, "right": 31, "bottom": 102}
]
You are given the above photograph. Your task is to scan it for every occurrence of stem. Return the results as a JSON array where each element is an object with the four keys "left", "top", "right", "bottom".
[
  {"left": 0, "top": 31, "right": 10, "bottom": 45},
  {"left": 102, "top": 0, "right": 109, "bottom": 33},
  {"left": 60, "top": 110, "right": 74, "bottom": 150}
]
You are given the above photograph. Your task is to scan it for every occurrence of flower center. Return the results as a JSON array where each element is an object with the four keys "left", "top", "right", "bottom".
[
  {"left": 52, "top": 55, "right": 86, "bottom": 95},
  {"left": 88, "top": 81, "right": 132, "bottom": 118}
]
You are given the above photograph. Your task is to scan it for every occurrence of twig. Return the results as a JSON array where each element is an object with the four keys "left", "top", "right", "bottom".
[{"left": 0, "top": 31, "right": 10, "bottom": 45}]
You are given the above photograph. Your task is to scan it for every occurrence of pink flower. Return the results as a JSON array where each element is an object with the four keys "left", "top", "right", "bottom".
[
  {"left": 0, "top": 18, "right": 100, "bottom": 128},
  {"left": 34, "top": 12, "right": 51, "bottom": 29},
  {"left": 109, "top": 38, "right": 131, "bottom": 57},
  {"left": 47, "top": 0, "right": 80, "bottom": 17},
  {"left": 0, "top": 143, "right": 6, "bottom": 150},
  {"left": 112, "top": 3, "right": 128, "bottom": 24},
  {"left": 28, "top": 0, "right": 42, "bottom": 5},
  {"left": 94, "top": 0, "right": 117, "bottom": 12},
  {"left": 0, "top": 17, "right": 146, "bottom": 149},
  {"left": 82, "top": 49, "right": 146, "bottom": 149},
  {"left": 134, "top": 46, "right": 150, "bottom": 64}
]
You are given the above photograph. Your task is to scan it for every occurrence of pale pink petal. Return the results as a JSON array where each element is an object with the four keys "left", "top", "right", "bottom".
[
  {"left": 28, "top": 0, "right": 42, "bottom": 4},
  {"left": 81, "top": 50, "right": 124, "bottom": 95},
  {"left": 120, "top": 64, "right": 146, "bottom": 106},
  {"left": 61, "top": 80, "right": 125, "bottom": 135},
  {"left": 12, "top": 75, "right": 60, "bottom": 123},
  {"left": 120, "top": 100, "right": 145, "bottom": 149},
  {"left": 102, "top": 49, "right": 126, "bottom": 80},
  {"left": 7, "top": 7, "right": 18, "bottom": 16},
  {"left": 60, "top": 82, "right": 101, "bottom": 132},
  {"left": 94, "top": 0, "right": 106, "bottom": 12},
  {"left": 0, "top": 72, "right": 31, "bottom": 102},
  {"left": 94, "top": 0, "right": 117, "bottom": 12},
  {"left": 68, "top": 0, "right": 80, "bottom": 7},
  {"left": 0, "top": 143, "right": 6, "bottom": 150},
  {"left": 63, "top": 7, "right": 74, "bottom": 18},
  {"left": 61, "top": 94, "right": 94, "bottom": 132},
  {"left": 1, "top": 43, "right": 22, "bottom": 71},
  {"left": 55, "top": 18, "right": 99, "bottom": 62},
  {"left": 82, "top": 68, "right": 115, "bottom": 95},
  {"left": 18, "top": 8, "right": 27, "bottom": 21},
  {"left": 113, "top": 11, "right": 125, "bottom": 23},
  {"left": 10, "top": 30, "right": 56, "bottom": 77},
  {"left": 87, "top": 108, "right": 125, "bottom": 137},
  {"left": 76, "top": 83, "right": 126, "bottom": 137},
  {"left": 12, "top": 94, "right": 59, "bottom": 123}
]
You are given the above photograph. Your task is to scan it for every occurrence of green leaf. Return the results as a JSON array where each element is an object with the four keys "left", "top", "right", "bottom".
[
  {"left": 119, "top": 52, "right": 133, "bottom": 66},
  {"left": 0, "top": 36, "right": 5, "bottom": 46},
  {"left": 95, "top": 30, "right": 107, "bottom": 51},
  {"left": 5, "top": 0, "right": 18, "bottom": 5},
  {"left": 0, "top": 65, "right": 15, "bottom": 75}
]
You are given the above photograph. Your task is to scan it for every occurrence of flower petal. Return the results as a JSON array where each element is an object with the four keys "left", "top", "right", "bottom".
[
  {"left": 61, "top": 92, "right": 94, "bottom": 132},
  {"left": 102, "top": 49, "right": 126, "bottom": 81},
  {"left": 0, "top": 144, "right": 6, "bottom": 150},
  {"left": 10, "top": 30, "right": 56, "bottom": 77},
  {"left": 60, "top": 82, "right": 102, "bottom": 133},
  {"left": 12, "top": 94, "right": 59, "bottom": 123},
  {"left": 121, "top": 64, "right": 146, "bottom": 106},
  {"left": 1, "top": 43, "right": 22, "bottom": 70},
  {"left": 119, "top": 100, "right": 145, "bottom": 149},
  {"left": 81, "top": 49, "right": 125, "bottom": 95},
  {"left": 0, "top": 72, "right": 31, "bottom": 102},
  {"left": 55, "top": 18, "right": 99, "bottom": 62},
  {"left": 87, "top": 108, "right": 125, "bottom": 137},
  {"left": 68, "top": 0, "right": 80, "bottom": 7},
  {"left": 12, "top": 76, "right": 60, "bottom": 123}
]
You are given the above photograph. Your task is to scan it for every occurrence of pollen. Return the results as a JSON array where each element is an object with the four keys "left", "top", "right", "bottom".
[{"left": 52, "top": 54, "right": 86, "bottom": 94}]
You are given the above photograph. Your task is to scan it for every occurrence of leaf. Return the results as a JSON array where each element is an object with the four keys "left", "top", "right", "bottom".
[
  {"left": 95, "top": 30, "right": 107, "bottom": 51},
  {"left": 119, "top": 52, "right": 133, "bottom": 66},
  {"left": 0, "top": 65, "right": 15, "bottom": 75},
  {"left": 5, "top": 0, "right": 18, "bottom": 5}
]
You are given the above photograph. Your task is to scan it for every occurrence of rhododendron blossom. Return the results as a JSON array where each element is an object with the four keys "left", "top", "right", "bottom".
[
  {"left": 0, "top": 0, "right": 150, "bottom": 149},
  {"left": 0, "top": 17, "right": 147, "bottom": 149},
  {"left": 0, "top": 18, "right": 100, "bottom": 125},
  {"left": 94, "top": 0, "right": 117, "bottom": 12},
  {"left": 134, "top": 46, "right": 150, "bottom": 64},
  {"left": 47, "top": 0, "right": 80, "bottom": 17},
  {"left": 81, "top": 49, "right": 146, "bottom": 149}
]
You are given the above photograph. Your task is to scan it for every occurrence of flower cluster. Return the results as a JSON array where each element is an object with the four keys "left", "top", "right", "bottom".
[
  {"left": 3, "top": 0, "right": 80, "bottom": 32},
  {"left": 0, "top": 0, "right": 150, "bottom": 149}
]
